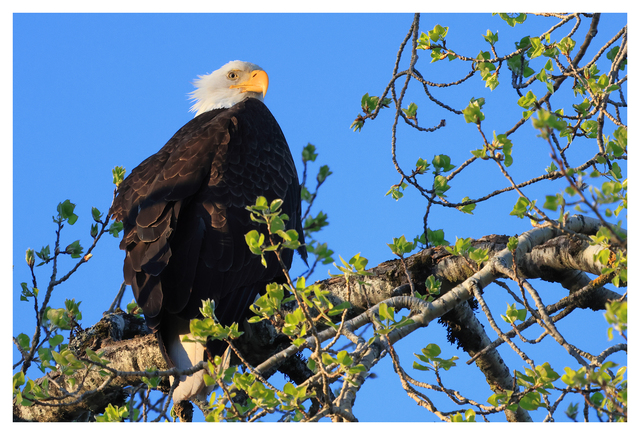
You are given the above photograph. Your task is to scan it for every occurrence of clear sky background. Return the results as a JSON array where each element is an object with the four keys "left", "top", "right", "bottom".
[{"left": 10, "top": 6, "right": 628, "bottom": 424}]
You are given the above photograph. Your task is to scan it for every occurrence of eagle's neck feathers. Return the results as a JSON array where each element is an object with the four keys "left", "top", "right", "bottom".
[{"left": 189, "top": 60, "right": 266, "bottom": 116}]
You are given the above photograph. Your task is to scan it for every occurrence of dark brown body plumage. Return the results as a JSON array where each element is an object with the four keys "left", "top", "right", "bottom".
[{"left": 110, "top": 98, "right": 306, "bottom": 358}]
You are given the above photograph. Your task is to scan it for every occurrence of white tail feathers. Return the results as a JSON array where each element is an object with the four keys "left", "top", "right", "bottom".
[
  {"left": 168, "top": 335, "right": 213, "bottom": 403},
  {"left": 162, "top": 316, "right": 214, "bottom": 404}
]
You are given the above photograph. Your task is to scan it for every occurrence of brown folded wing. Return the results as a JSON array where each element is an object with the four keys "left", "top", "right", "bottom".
[{"left": 110, "top": 98, "right": 306, "bottom": 355}]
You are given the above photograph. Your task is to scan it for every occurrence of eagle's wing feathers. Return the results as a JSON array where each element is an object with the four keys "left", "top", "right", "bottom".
[
  {"left": 111, "top": 99, "right": 304, "bottom": 330},
  {"left": 111, "top": 95, "right": 305, "bottom": 404}
]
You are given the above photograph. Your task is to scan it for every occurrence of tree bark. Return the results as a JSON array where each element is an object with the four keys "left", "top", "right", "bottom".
[
  {"left": 14, "top": 312, "right": 168, "bottom": 422},
  {"left": 14, "top": 216, "right": 624, "bottom": 422}
]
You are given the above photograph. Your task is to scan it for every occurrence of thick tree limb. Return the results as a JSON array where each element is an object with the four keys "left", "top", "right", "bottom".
[
  {"left": 14, "top": 216, "right": 624, "bottom": 422},
  {"left": 13, "top": 312, "right": 168, "bottom": 422}
]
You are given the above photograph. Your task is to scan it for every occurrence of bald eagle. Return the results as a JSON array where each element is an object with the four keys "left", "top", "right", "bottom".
[{"left": 110, "top": 60, "right": 306, "bottom": 403}]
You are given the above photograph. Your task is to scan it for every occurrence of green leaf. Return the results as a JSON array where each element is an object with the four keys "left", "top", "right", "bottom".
[
  {"left": 527, "top": 37, "right": 544, "bottom": 59},
  {"left": 337, "top": 350, "right": 353, "bottom": 366},
  {"left": 350, "top": 117, "right": 364, "bottom": 132},
  {"left": 543, "top": 194, "right": 560, "bottom": 211},
  {"left": 457, "top": 196, "right": 476, "bottom": 215},
  {"left": 13, "top": 371, "right": 26, "bottom": 392},
  {"left": 17, "top": 333, "right": 31, "bottom": 352},
  {"left": 462, "top": 98, "right": 485, "bottom": 123},
  {"left": 484, "top": 73, "right": 499, "bottom": 91},
  {"left": 108, "top": 221, "right": 123, "bottom": 237},
  {"left": 402, "top": 102, "right": 418, "bottom": 120},
  {"left": 307, "top": 241, "right": 334, "bottom": 265},
  {"left": 425, "top": 275, "right": 441, "bottom": 295},
  {"left": 387, "top": 235, "right": 415, "bottom": 257},
  {"left": 417, "top": 32, "right": 431, "bottom": 50},
  {"left": 507, "top": 54, "right": 527, "bottom": 76},
  {"left": 96, "top": 403, "right": 130, "bottom": 422},
  {"left": 64, "top": 240, "right": 83, "bottom": 258},
  {"left": 348, "top": 253, "right": 369, "bottom": 272},
  {"left": 20, "top": 282, "right": 35, "bottom": 301},
  {"left": 429, "top": 47, "right": 446, "bottom": 63},
  {"left": 488, "top": 391, "right": 512, "bottom": 407},
  {"left": 91, "top": 207, "right": 103, "bottom": 222},
  {"left": 558, "top": 36, "right": 576, "bottom": 55},
  {"left": 471, "top": 148, "right": 486, "bottom": 159},
  {"left": 378, "top": 302, "right": 395, "bottom": 323},
  {"left": 483, "top": 29, "right": 498, "bottom": 45},
  {"left": 327, "top": 301, "right": 351, "bottom": 317},
  {"left": 581, "top": 120, "right": 599, "bottom": 138},
  {"left": 427, "top": 24, "right": 449, "bottom": 42},
  {"left": 535, "top": 68, "right": 551, "bottom": 90},
  {"left": 561, "top": 366, "right": 588, "bottom": 387},
  {"left": 321, "top": 352, "right": 337, "bottom": 366},
  {"left": 433, "top": 175, "right": 450, "bottom": 197},
  {"left": 316, "top": 165, "right": 332, "bottom": 184},
  {"left": 199, "top": 299, "right": 217, "bottom": 319},
  {"left": 572, "top": 98, "right": 592, "bottom": 116},
  {"left": 35, "top": 245, "right": 51, "bottom": 264},
  {"left": 531, "top": 109, "right": 567, "bottom": 139},
  {"left": 493, "top": 132, "right": 514, "bottom": 166},
  {"left": 307, "top": 358, "right": 316, "bottom": 372},
  {"left": 510, "top": 197, "right": 530, "bottom": 218},
  {"left": 432, "top": 154, "right": 456, "bottom": 172},
  {"left": 517, "top": 90, "right": 538, "bottom": 109},
  {"left": 269, "top": 198, "right": 284, "bottom": 213},
  {"left": 57, "top": 200, "right": 78, "bottom": 225},
  {"left": 536, "top": 362, "right": 560, "bottom": 383},
  {"left": 464, "top": 409, "right": 476, "bottom": 422},
  {"left": 415, "top": 157, "right": 430, "bottom": 174},
  {"left": 270, "top": 215, "right": 286, "bottom": 233},
  {"left": 434, "top": 355, "right": 458, "bottom": 371},
  {"left": 302, "top": 143, "right": 318, "bottom": 163},
  {"left": 519, "top": 391, "right": 542, "bottom": 410},
  {"left": 386, "top": 182, "right": 407, "bottom": 201},
  {"left": 112, "top": 166, "right": 126, "bottom": 187},
  {"left": 48, "top": 334, "right": 64, "bottom": 348},
  {"left": 348, "top": 364, "right": 367, "bottom": 374},
  {"left": 25, "top": 248, "right": 35, "bottom": 268},
  {"left": 496, "top": 13, "right": 526, "bottom": 27},
  {"left": 426, "top": 228, "right": 448, "bottom": 247},
  {"left": 244, "top": 230, "right": 265, "bottom": 255},
  {"left": 606, "top": 46, "right": 620, "bottom": 62},
  {"left": 360, "top": 93, "right": 390, "bottom": 114},
  {"left": 614, "top": 125, "right": 627, "bottom": 148},
  {"left": 422, "top": 343, "right": 441, "bottom": 358},
  {"left": 502, "top": 303, "right": 526, "bottom": 323},
  {"left": 468, "top": 246, "right": 489, "bottom": 268},
  {"left": 412, "top": 361, "right": 431, "bottom": 371},
  {"left": 515, "top": 36, "right": 530, "bottom": 51},
  {"left": 304, "top": 211, "right": 329, "bottom": 234}
]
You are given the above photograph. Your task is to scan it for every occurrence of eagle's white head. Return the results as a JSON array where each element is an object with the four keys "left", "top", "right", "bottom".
[{"left": 189, "top": 60, "right": 269, "bottom": 116}]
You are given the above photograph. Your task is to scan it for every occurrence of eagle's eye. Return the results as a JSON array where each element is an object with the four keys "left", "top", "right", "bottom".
[{"left": 227, "top": 71, "right": 239, "bottom": 80}]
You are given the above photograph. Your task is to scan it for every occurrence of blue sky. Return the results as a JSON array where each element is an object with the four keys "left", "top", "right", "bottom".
[{"left": 11, "top": 10, "right": 628, "bottom": 423}]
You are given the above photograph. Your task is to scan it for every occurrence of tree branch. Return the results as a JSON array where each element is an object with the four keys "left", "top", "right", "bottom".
[{"left": 14, "top": 215, "right": 623, "bottom": 422}]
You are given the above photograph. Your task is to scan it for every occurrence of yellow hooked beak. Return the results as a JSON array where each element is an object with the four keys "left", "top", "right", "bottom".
[{"left": 229, "top": 69, "right": 269, "bottom": 97}]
